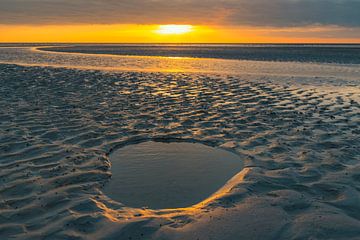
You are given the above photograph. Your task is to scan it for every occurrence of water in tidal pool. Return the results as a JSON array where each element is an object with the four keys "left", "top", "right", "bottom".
[{"left": 103, "top": 141, "right": 244, "bottom": 209}]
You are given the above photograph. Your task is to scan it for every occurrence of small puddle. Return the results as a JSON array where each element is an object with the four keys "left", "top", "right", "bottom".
[{"left": 103, "top": 141, "right": 243, "bottom": 209}]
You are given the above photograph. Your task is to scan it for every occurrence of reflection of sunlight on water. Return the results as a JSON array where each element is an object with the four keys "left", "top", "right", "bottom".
[
  {"left": 0, "top": 47, "right": 359, "bottom": 82},
  {"left": 166, "top": 56, "right": 192, "bottom": 60},
  {"left": 26, "top": 46, "right": 225, "bottom": 74}
]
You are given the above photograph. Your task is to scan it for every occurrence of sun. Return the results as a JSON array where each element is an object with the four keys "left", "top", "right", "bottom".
[{"left": 156, "top": 25, "right": 193, "bottom": 35}]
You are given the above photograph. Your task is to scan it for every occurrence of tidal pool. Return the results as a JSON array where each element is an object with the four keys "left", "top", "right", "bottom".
[{"left": 103, "top": 141, "right": 244, "bottom": 209}]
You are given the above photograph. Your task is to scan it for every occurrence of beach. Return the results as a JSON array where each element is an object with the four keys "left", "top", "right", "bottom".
[{"left": 0, "top": 45, "right": 359, "bottom": 239}]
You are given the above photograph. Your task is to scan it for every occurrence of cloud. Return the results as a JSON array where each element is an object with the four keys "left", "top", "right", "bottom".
[
  {"left": 226, "top": 0, "right": 360, "bottom": 27},
  {"left": 0, "top": 0, "right": 360, "bottom": 27}
]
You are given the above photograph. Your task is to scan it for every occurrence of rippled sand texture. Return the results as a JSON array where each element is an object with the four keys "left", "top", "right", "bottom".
[{"left": 0, "top": 64, "right": 359, "bottom": 239}]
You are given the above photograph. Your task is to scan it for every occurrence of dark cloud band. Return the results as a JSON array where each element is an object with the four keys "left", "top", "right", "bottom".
[{"left": 0, "top": 0, "right": 359, "bottom": 27}]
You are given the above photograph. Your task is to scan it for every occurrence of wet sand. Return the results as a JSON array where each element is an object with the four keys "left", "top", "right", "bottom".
[{"left": 0, "top": 46, "right": 359, "bottom": 239}]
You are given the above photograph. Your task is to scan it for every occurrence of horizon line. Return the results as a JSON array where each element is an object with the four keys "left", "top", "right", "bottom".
[{"left": 1, "top": 42, "right": 360, "bottom": 45}]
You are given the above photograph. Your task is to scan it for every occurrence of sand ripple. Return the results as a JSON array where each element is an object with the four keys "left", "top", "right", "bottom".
[{"left": 0, "top": 64, "right": 359, "bottom": 239}]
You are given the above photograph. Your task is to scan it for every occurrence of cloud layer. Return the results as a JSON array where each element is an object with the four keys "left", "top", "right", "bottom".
[{"left": 1, "top": 0, "right": 360, "bottom": 27}]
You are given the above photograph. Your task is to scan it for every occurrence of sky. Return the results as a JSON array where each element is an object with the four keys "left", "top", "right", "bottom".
[{"left": 0, "top": 0, "right": 359, "bottom": 43}]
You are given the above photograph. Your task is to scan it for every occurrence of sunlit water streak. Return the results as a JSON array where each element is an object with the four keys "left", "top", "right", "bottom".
[
  {"left": 40, "top": 44, "right": 360, "bottom": 64},
  {"left": 0, "top": 47, "right": 359, "bottom": 83}
]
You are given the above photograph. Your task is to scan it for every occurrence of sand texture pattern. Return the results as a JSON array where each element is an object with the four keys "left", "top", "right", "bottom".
[{"left": 0, "top": 63, "right": 359, "bottom": 239}]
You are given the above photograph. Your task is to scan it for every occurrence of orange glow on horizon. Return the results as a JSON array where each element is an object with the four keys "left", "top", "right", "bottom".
[{"left": 0, "top": 24, "right": 359, "bottom": 43}]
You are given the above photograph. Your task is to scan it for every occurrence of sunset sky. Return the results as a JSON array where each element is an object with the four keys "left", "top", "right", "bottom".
[{"left": 1, "top": 0, "right": 360, "bottom": 43}]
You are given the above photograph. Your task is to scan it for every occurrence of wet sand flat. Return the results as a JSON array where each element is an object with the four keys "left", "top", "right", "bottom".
[{"left": 0, "top": 46, "right": 359, "bottom": 239}]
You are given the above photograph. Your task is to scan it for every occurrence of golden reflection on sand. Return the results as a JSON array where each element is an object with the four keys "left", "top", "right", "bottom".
[{"left": 93, "top": 168, "right": 251, "bottom": 222}]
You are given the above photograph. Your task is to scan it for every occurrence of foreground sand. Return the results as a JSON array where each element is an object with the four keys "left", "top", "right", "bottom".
[{"left": 0, "top": 61, "right": 359, "bottom": 239}]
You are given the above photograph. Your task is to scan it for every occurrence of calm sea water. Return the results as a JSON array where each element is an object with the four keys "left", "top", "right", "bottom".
[
  {"left": 0, "top": 44, "right": 359, "bottom": 82},
  {"left": 35, "top": 44, "right": 360, "bottom": 64}
]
